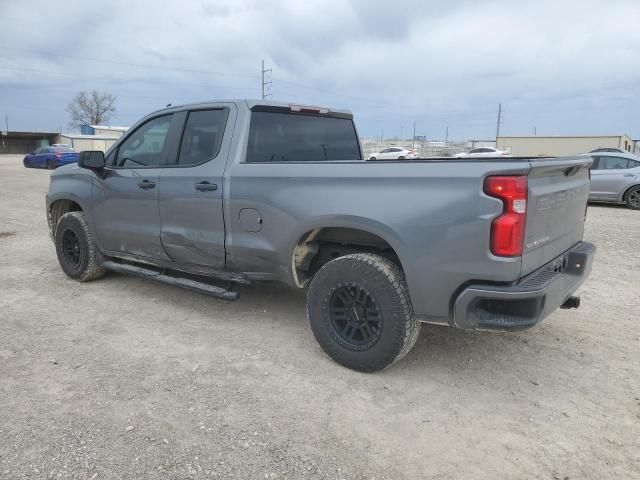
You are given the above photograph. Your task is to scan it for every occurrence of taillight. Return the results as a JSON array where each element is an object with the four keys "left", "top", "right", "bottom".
[
  {"left": 483, "top": 175, "right": 527, "bottom": 257},
  {"left": 55, "top": 152, "right": 62, "bottom": 158}
]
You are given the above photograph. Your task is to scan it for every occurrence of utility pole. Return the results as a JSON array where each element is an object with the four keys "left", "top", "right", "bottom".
[
  {"left": 534, "top": 126, "right": 537, "bottom": 136},
  {"left": 445, "top": 126, "right": 449, "bottom": 145},
  {"left": 495, "top": 103, "right": 503, "bottom": 140},
  {"left": 261, "top": 60, "right": 272, "bottom": 100},
  {"left": 4, "top": 114, "right": 8, "bottom": 132},
  {"left": 412, "top": 122, "right": 416, "bottom": 150}
]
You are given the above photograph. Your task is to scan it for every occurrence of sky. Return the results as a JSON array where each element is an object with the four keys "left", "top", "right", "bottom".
[{"left": 1, "top": 0, "right": 639, "bottom": 140}]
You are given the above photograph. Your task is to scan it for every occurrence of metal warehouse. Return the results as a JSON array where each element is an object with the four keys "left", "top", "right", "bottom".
[{"left": 497, "top": 135, "right": 637, "bottom": 157}]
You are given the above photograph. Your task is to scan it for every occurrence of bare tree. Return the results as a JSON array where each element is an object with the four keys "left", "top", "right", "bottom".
[{"left": 67, "top": 91, "right": 117, "bottom": 127}]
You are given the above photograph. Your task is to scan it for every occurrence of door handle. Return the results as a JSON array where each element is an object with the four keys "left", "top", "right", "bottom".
[
  {"left": 195, "top": 181, "right": 218, "bottom": 192},
  {"left": 624, "top": 173, "right": 635, "bottom": 177},
  {"left": 137, "top": 179, "right": 156, "bottom": 189}
]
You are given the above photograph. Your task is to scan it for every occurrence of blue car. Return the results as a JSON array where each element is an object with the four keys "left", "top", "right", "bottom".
[{"left": 23, "top": 146, "right": 79, "bottom": 169}]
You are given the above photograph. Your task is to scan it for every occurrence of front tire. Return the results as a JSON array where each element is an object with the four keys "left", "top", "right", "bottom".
[
  {"left": 307, "top": 253, "right": 420, "bottom": 372},
  {"left": 625, "top": 186, "right": 640, "bottom": 210},
  {"left": 55, "top": 212, "right": 106, "bottom": 282},
  {"left": 47, "top": 160, "right": 56, "bottom": 170}
]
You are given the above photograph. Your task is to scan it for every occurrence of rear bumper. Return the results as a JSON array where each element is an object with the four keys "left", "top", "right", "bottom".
[{"left": 453, "top": 242, "right": 596, "bottom": 331}]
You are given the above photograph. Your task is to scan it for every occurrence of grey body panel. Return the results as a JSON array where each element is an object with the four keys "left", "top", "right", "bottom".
[
  {"left": 590, "top": 167, "right": 640, "bottom": 202},
  {"left": 47, "top": 99, "right": 593, "bottom": 326},
  {"left": 158, "top": 103, "right": 238, "bottom": 267},
  {"left": 92, "top": 167, "right": 170, "bottom": 260},
  {"left": 586, "top": 152, "right": 640, "bottom": 204},
  {"left": 225, "top": 160, "right": 529, "bottom": 320},
  {"left": 521, "top": 158, "right": 591, "bottom": 276}
]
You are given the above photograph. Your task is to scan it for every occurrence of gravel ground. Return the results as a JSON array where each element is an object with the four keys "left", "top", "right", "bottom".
[{"left": 0, "top": 155, "right": 639, "bottom": 480}]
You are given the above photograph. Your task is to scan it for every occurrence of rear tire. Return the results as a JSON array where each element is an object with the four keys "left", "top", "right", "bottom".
[
  {"left": 55, "top": 212, "right": 106, "bottom": 282},
  {"left": 398, "top": 156, "right": 406, "bottom": 160},
  {"left": 47, "top": 160, "right": 55, "bottom": 170},
  {"left": 306, "top": 253, "right": 420, "bottom": 372},
  {"left": 369, "top": 156, "right": 377, "bottom": 161},
  {"left": 625, "top": 186, "right": 640, "bottom": 210}
]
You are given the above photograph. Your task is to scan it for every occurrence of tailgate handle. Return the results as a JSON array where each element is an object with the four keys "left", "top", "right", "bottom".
[{"left": 564, "top": 166, "right": 581, "bottom": 176}]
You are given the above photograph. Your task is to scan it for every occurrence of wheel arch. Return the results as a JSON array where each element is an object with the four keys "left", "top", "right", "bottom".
[
  {"left": 621, "top": 183, "right": 640, "bottom": 202},
  {"left": 49, "top": 197, "right": 84, "bottom": 239},
  {"left": 290, "top": 220, "right": 408, "bottom": 288}
]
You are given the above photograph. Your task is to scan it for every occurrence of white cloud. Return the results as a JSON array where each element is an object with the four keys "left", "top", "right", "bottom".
[{"left": 0, "top": 0, "right": 638, "bottom": 137}]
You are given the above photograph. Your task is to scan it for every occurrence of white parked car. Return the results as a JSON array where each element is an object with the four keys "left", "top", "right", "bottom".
[
  {"left": 454, "top": 147, "right": 512, "bottom": 158},
  {"left": 368, "top": 147, "right": 417, "bottom": 160}
]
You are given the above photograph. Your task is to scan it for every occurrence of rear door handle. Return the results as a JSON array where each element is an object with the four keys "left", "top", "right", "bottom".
[
  {"left": 624, "top": 173, "right": 635, "bottom": 177},
  {"left": 137, "top": 179, "right": 156, "bottom": 189},
  {"left": 195, "top": 181, "right": 218, "bottom": 192}
]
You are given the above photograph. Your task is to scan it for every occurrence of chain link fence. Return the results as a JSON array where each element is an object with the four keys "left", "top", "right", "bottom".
[{"left": 360, "top": 139, "right": 469, "bottom": 159}]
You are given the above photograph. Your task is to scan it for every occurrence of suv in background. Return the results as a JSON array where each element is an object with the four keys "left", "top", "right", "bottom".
[{"left": 586, "top": 152, "right": 640, "bottom": 209}]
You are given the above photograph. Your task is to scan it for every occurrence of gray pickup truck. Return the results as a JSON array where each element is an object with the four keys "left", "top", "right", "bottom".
[{"left": 47, "top": 99, "right": 596, "bottom": 372}]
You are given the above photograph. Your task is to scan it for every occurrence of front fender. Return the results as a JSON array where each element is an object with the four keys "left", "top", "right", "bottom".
[{"left": 46, "top": 168, "right": 95, "bottom": 235}]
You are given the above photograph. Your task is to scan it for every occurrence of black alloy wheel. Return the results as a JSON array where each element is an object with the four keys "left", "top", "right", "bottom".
[
  {"left": 329, "top": 283, "right": 383, "bottom": 350},
  {"left": 61, "top": 228, "right": 83, "bottom": 269}
]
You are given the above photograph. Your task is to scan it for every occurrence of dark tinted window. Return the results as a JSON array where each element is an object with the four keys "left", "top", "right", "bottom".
[
  {"left": 594, "top": 156, "right": 629, "bottom": 170},
  {"left": 246, "top": 112, "right": 361, "bottom": 162},
  {"left": 116, "top": 115, "right": 172, "bottom": 167},
  {"left": 628, "top": 160, "right": 640, "bottom": 168},
  {"left": 177, "top": 109, "right": 228, "bottom": 166}
]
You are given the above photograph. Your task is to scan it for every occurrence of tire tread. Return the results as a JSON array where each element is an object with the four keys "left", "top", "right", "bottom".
[
  {"left": 56, "top": 211, "right": 106, "bottom": 282},
  {"left": 307, "top": 253, "right": 420, "bottom": 371}
]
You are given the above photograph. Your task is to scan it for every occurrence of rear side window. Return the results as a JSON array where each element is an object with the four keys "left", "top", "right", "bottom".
[
  {"left": 246, "top": 112, "right": 361, "bottom": 162},
  {"left": 178, "top": 109, "right": 228, "bottom": 166},
  {"left": 594, "top": 156, "right": 629, "bottom": 170},
  {"left": 628, "top": 160, "right": 640, "bottom": 168}
]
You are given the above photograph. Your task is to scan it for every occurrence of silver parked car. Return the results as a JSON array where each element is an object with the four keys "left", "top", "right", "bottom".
[{"left": 585, "top": 152, "right": 640, "bottom": 209}]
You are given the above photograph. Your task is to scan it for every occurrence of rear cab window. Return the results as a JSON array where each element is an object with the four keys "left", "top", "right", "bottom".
[{"left": 246, "top": 110, "right": 362, "bottom": 163}]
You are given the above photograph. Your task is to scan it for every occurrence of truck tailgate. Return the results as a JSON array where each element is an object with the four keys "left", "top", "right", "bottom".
[{"left": 522, "top": 157, "right": 592, "bottom": 276}]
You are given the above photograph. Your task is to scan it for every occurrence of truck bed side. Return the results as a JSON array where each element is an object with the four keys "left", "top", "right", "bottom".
[{"left": 224, "top": 159, "right": 533, "bottom": 323}]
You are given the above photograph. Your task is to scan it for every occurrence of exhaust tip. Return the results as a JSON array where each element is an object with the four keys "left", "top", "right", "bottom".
[{"left": 561, "top": 296, "right": 580, "bottom": 309}]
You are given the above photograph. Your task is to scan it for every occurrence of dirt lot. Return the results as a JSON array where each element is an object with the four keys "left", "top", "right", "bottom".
[{"left": 0, "top": 154, "right": 638, "bottom": 480}]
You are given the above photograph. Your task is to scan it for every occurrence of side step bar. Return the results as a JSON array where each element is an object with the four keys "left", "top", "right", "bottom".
[{"left": 102, "top": 261, "right": 239, "bottom": 301}]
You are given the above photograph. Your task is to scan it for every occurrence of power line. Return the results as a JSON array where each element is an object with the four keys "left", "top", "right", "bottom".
[
  {"left": 261, "top": 60, "right": 272, "bottom": 100},
  {"left": 0, "top": 65, "right": 258, "bottom": 92},
  {"left": 0, "top": 46, "right": 260, "bottom": 80},
  {"left": 1, "top": 47, "right": 419, "bottom": 110}
]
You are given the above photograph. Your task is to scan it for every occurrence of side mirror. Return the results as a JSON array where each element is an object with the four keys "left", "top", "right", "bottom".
[{"left": 78, "top": 150, "right": 105, "bottom": 170}]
